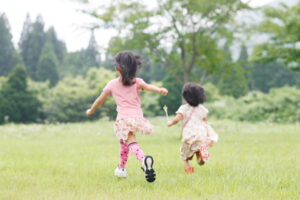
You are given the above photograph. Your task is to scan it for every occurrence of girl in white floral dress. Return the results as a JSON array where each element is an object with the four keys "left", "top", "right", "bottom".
[{"left": 168, "top": 82, "right": 218, "bottom": 174}]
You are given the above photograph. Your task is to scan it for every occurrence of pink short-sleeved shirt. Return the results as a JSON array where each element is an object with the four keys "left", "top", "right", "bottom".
[{"left": 103, "top": 77, "right": 145, "bottom": 120}]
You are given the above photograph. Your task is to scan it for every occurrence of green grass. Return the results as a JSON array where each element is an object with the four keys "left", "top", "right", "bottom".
[{"left": 0, "top": 118, "right": 299, "bottom": 200}]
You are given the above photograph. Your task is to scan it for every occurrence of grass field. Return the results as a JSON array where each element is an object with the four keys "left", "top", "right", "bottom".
[{"left": 0, "top": 118, "right": 299, "bottom": 200}]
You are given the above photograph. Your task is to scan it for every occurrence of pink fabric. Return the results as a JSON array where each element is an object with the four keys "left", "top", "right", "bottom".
[
  {"left": 128, "top": 142, "right": 145, "bottom": 163},
  {"left": 118, "top": 140, "right": 129, "bottom": 169},
  {"left": 199, "top": 145, "right": 210, "bottom": 162},
  {"left": 103, "top": 77, "right": 145, "bottom": 120}
]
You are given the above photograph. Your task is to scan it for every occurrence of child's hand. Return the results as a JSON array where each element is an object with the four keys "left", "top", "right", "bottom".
[
  {"left": 86, "top": 109, "right": 94, "bottom": 116},
  {"left": 167, "top": 121, "right": 173, "bottom": 127},
  {"left": 159, "top": 88, "right": 168, "bottom": 96}
]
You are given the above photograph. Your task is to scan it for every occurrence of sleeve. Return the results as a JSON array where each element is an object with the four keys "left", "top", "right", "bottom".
[
  {"left": 136, "top": 78, "right": 146, "bottom": 90},
  {"left": 200, "top": 105, "right": 209, "bottom": 117},
  {"left": 102, "top": 81, "right": 113, "bottom": 95},
  {"left": 176, "top": 105, "right": 187, "bottom": 117}
]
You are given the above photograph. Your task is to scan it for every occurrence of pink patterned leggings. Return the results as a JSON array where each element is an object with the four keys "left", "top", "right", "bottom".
[{"left": 118, "top": 140, "right": 145, "bottom": 169}]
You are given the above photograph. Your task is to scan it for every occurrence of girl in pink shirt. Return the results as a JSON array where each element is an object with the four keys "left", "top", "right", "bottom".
[{"left": 86, "top": 51, "right": 168, "bottom": 182}]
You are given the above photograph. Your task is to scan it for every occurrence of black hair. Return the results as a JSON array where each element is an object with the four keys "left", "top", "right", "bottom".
[
  {"left": 114, "top": 51, "right": 142, "bottom": 86},
  {"left": 182, "top": 82, "right": 206, "bottom": 107}
]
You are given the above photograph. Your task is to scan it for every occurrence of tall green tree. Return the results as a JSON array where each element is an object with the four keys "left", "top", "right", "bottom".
[
  {"left": 36, "top": 42, "right": 59, "bottom": 87},
  {"left": 0, "top": 13, "right": 21, "bottom": 76},
  {"left": 252, "top": 1, "right": 300, "bottom": 72},
  {"left": 85, "top": 30, "right": 100, "bottom": 68},
  {"left": 80, "top": 0, "right": 249, "bottom": 85},
  {"left": 0, "top": 66, "right": 41, "bottom": 124},
  {"left": 19, "top": 15, "right": 46, "bottom": 80},
  {"left": 46, "top": 27, "right": 66, "bottom": 64},
  {"left": 217, "top": 44, "right": 248, "bottom": 98}
]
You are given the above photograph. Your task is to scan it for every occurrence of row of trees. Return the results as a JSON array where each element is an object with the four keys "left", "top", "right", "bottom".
[
  {"left": 0, "top": 1, "right": 299, "bottom": 124},
  {"left": 0, "top": 13, "right": 101, "bottom": 87},
  {"left": 82, "top": 0, "right": 299, "bottom": 98}
]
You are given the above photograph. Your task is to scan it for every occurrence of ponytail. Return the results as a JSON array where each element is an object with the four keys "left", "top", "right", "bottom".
[{"left": 114, "top": 51, "right": 143, "bottom": 86}]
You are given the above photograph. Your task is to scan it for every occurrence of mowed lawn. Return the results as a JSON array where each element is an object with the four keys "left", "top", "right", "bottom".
[{"left": 0, "top": 118, "right": 299, "bottom": 200}]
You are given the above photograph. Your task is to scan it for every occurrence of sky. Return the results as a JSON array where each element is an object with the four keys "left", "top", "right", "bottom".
[{"left": 0, "top": 0, "right": 275, "bottom": 53}]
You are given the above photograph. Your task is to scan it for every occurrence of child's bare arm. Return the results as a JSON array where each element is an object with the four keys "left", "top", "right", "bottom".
[
  {"left": 139, "top": 82, "right": 168, "bottom": 96},
  {"left": 168, "top": 113, "right": 183, "bottom": 127},
  {"left": 86, "top": 92, "right": 109, "bottom": 116}
]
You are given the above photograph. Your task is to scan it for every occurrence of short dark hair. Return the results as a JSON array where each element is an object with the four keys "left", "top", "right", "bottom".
[
  {"left": 182, "top": 82, "right": 206, "bottom": 107},
  {"left": 114, "top": 51, "right": 142, "bottom": 86}
]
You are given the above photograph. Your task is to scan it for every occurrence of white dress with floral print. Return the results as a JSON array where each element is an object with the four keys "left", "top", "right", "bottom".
[{"left": 176, "top": 104, "right": 218, "bottom": 160}]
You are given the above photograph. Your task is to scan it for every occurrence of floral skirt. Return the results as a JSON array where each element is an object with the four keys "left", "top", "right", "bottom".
[
  {"left": 113, "top": 117, "right": 154, "bottom": 141},
  {"left": 180, "top": 140, "right": 206, "bottom": 160}
]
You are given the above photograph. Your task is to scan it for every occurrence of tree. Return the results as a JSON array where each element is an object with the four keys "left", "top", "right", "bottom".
[
  {"left": 159, "top": 74, "right": 182, "bottom": 114},
  {"left": 85, "top": 30, "right": 101, "bottom": 68},
  {"left": 46, "top": 27, "right": 66, "bottom": 64},
  {"left": 252, "top": 2, "right": 300, "bottom": 72},
  {"left": 0, "top": 13, "right": 21, "bottom": 76},
  {"left": 249, "top": 61, "right": 298, "bottom": 93},
  {"left": 36, "top": 42, "right": 59, "bottom": 87},
  {"left": 217, "top": 44, "right": 248, "bottom": 98},
  {"left": 19, "top": 15, "right": 46, "bottom": 80},
  {"left": 0, "top": 66, "right": 41, "bottom": 124},
  {"left": 80, "top": 0, "right": 248, "bottom": 85},
  {"left": 60, "top": 49, "right": 87, "bottom": 77}
]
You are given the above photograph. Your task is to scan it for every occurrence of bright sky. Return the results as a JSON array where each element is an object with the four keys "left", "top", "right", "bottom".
[{"left": 0, "top": 0, "right": 274, "bottom": 53}]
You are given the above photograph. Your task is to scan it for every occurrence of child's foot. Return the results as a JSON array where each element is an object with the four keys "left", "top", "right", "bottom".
[
  {"left": 196, "top": 154, "right": 205, "bottom": 166},
  {"left": 142, "top": 155, "right": 156, "bottom": 183},
  {"left": 184, "top": 167, "right": 194, "bottom": 174},
  {"left": 199, "top": 145, "right": 210, "bottom": 162},
  {"left": 114, "top": 167, "right": 127, "bottom": 178},
  {"left": 199, "top": 159, "right": 205, "bottom": 166}
]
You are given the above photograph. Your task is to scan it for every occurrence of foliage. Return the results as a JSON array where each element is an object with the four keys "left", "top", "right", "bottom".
[
  {"left": 19, "top": 15, "right": 46, "bottom": 80},
  {"left": 46, "top": 27, "right": 66, "bottom": 63},
  {"left": 252, "top": 1, "right": 300, "bottom": 72},
  {"left": 0, "top": 13, "right": 21, "bottom": 76},
  {"left": 0, "top": 66, "right": 41, "bottom": 124},
  {"left": 19, "top": 14, "right": 66, "bottom": 80},
  {"left": 41, "top": 67, "right": 116, "bottom": 123},
  {"left": 140, "top": 82, "right": 163, "bottom": 117},
  {"left": 239, "top": 44, "right": 298, "bottom": 93},
  {"left": 158, "top": 74, "right": 182, "bottom": 115},
  {"left": 36, "top": 42, "right": 59, "bottom": 87},
  {"left": 82, "top": 0, "right": 249, "bottom": 85},
  {"left": 217, "top": 44, "right": 249, "bottom": 98},
  {"left": 60, "top": 32, "right": 101, "bottom": 78},
  {"left": 249, "top": 61, "right": 299, "bottom": 93},
  {"left": 207, "top": 86, "right": 300, "bottom": 123},
  {"left": 85, "top": 31, "right": 101, "bottom": 68},
  {"left": 202, "top": 82, "right": 222, "bottom": 102}
]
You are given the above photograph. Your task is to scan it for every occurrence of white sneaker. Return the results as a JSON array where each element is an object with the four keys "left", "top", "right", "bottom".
[{"left": 114, "top": 167, "right": 127, "bottom": 178}]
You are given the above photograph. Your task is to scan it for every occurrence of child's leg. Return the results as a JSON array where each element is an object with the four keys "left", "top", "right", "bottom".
[
  {"left": 182, "top": 159, "right": 191, "bottom": 169},
  {"left": 196, "top": 152, "right": 205, "bottom": 166},
  {"left": 182, "top": 158, "right": 194, "bottom": 174},
  {"left": 118, "top": 140, "right": 129, "bottom": 169},
  {"left": 126, "top": 132, "right": 145, "bottom": 163}
]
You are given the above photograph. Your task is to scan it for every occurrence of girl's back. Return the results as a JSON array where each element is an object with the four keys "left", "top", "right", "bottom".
[{"left": 103, "top": 77, "right": 144, "bottom": 120}]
